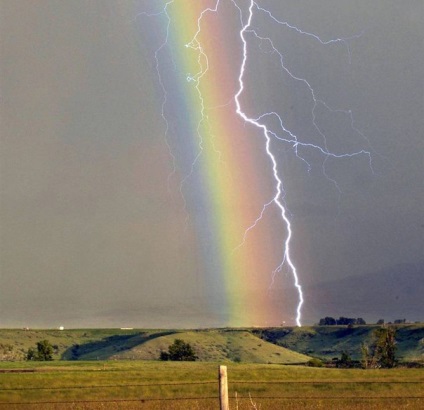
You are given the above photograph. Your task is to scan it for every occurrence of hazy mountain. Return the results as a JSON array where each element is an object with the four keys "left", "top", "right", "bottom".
[{"left": 305, "top": 262, "right": 424, "bottom": 324}]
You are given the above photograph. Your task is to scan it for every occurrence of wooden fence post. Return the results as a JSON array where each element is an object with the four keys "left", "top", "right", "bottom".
[{"left": 219, "top": 365, "right": 229, "bottom": 410}]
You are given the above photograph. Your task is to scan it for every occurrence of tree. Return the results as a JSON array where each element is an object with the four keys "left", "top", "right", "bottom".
[
  {"left": 337, "top": 317, "right": 356, "bottom": 326},
  {"left": 160, "top": 339, "right": 197, "bottom": 361},
  {"left": 361, "top": 327, "right": 397, "bottom": 369},
  {"left": 374, "top": 327, "right": 397, "bottom": 368},
  {"left": 159, "top": 351, "right": 170, "bottom": 361},
  {"left": 360, "top": 342, "right": 370, "bottom": 369},
  {"left": 319, "top": 317, "right": 336, "bottom": 326},
  {"left": 26, "top": 347, "right": 36, "bottom": 361},
  {"left": 338, "top": 351, "right": 353, "bottom": 368},
  {"left": 26, "top": 340, "right": 54, "bottom": 361},
  {"left": 319, "top": 316, "right": 366, "bottom": 326}
]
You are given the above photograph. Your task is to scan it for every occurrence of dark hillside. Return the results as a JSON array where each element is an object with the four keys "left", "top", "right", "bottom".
[{"left": 256, "top": 324, "right": 424, "bottom": 362}]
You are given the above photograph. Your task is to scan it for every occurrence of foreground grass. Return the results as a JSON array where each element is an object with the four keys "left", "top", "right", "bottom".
[{"left": 1, "top": 361, "right": 423, "bottom": 409}]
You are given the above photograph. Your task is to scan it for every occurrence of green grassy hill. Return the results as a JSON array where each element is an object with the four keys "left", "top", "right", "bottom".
[
  {"left": 0, "top": 328, "right": 147, "bottom": 361},
  {"left": 0, "top": 328, "right": 310, "bottom": 364},
  {"left": 109, "top": 330, "right": 310, "bottom": 363},
  {"left": 1, "top": 324, "right": 423, "bottom": 364},
  {"left": 256, "top": 324, "right": 424, "bottom": 362}
]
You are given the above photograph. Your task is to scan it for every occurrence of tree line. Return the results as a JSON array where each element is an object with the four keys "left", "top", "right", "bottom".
[
  {"left": 319, "top": 317, "right": 411, "bottom": 326},
  {"left": 319, "top": 316, "right": 366, "bottom": 326}
]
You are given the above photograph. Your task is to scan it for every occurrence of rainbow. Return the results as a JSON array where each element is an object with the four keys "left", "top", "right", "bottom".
[{"left": 136, "top": 1, "right": 297, "bottom": 326}]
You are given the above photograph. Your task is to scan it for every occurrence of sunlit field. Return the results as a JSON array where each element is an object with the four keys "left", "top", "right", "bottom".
[{"left": 1, "top": 361, "right": 423, "bottom": 409}]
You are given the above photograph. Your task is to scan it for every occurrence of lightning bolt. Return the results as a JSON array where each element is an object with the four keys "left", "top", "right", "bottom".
[
  {"left": 231, "top": 0, "right": 374, "bottom": 326},
  {"left": 138, "top": 0, "right": 376, "bottom": 327},
  {"left": 234, "top": 0, "right": 305, "bottom": 326},
  {"left": 134, "top": 1, "right": 223, "bottom": 227},
  {"left": 133, "top": 1, "right": 178, "bottom": 194},
  {"left": 254, "top": 2, "right": 364, "bottom": 65},
  {"left": 179, "top": 0, "right": 222, "bottom": 226}
]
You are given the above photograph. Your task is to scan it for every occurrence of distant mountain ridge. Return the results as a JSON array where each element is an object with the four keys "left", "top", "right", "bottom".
[{"left": 306, "top": 262, "right": 424, "bottom": 323}]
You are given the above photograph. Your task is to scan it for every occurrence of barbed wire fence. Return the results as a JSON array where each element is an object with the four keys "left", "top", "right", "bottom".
[{"left": 1, "top": 365, "right": 423, "bottom": 408}]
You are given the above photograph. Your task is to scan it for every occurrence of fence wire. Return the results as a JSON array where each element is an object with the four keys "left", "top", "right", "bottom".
[
  {"left": 0, "top": 381, "right": 215, "bottom": 391},
  {"left": 1, "top": 377, "right": 423, "bottom": 406},
  {"left": 231, "top": 380, "right": 424, "bottom": 384},
  {"left": 0, "top": 397, "right": 218, "bottom": 406}
]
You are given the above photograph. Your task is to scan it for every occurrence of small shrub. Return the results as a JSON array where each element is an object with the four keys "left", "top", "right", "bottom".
[
  {"left": 337, "top": 351, "right": 353, "bottom": 368},
  {"left": 307, "top": 358, "right": 323, "bottom": 367}
]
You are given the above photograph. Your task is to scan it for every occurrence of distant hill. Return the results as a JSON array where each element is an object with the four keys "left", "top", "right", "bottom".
[
  {"left": 107, "top": 330, "right": 310, "bottom": 364},
  {"left": 305, "top": 262, "right": 424, "bottom": 323},
  {"left": 0, "top": 328, "right": 310, "bottom": 364},
  {"left": 257, "top": 324, "right": 424, "bottom": 362},
  {"left": 1, "top": 324, "right": 423, "bottom": 364}
]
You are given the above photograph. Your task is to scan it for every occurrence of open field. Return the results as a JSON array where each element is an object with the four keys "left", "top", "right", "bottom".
[{"left": 1, "top": 361, "right": 424, "bottom": 409}]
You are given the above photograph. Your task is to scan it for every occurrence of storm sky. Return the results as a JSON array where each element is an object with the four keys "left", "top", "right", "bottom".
[{"left": 1, "top": 0, "right": 423, "bottom": 328}]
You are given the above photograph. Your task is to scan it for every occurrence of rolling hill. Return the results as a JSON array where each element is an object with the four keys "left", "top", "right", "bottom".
[
  {"left": 256, "top": 324, "right": 424, "bottom": 362},
  {"left": 1, "top": 324, "right": 423, "bottom": 364},
  {"left": 0, "top": 328, "right": 310, "bottom": 364},
  {"left": 107, "top": 330, "right": 310, "bottom": 363}
]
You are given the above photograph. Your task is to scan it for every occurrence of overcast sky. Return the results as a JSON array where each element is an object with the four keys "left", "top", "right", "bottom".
[{"left": 1, "top": 0, "right": 423, "bottom": 328}]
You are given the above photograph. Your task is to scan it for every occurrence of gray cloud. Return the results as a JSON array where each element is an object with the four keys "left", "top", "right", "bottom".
[{"left": 1, "top": 1, "right": 422, "bottom": 327}]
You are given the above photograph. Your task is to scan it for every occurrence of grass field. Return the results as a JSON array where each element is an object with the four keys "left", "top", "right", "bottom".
[{"left": 1, "top": 361, "right": 423, "bottom": 409}]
